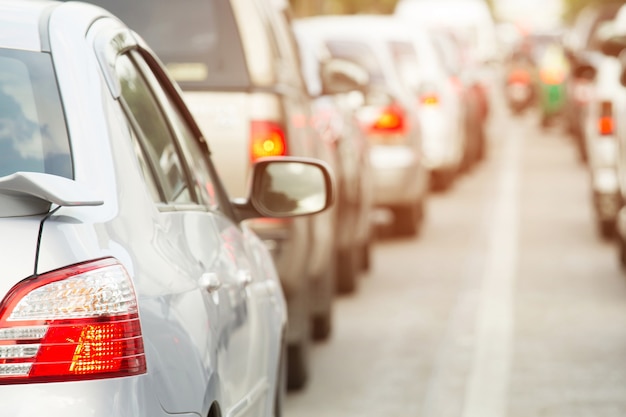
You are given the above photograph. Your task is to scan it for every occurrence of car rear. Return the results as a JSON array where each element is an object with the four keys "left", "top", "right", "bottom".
[
  {"left": 0, "top": 4, "right": 159, "bottom": 414},
  {"left": 298, "top": 16, "right": 429, "bottom": 236}
]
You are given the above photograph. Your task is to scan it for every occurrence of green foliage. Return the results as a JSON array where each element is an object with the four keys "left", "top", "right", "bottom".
[
  {"left": 289, "top": 0, "right": 399, "bottom": 17},
  {"left": 562, "top": 0, "right": 626, "bottom": 22}
]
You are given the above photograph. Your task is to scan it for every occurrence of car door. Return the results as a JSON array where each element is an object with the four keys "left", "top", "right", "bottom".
[
  {"left": 93, "top": 23, "right": 273, "bottom": 416},
  {"left": 126, "top": 48, "right": 280, "bottom": 416}
]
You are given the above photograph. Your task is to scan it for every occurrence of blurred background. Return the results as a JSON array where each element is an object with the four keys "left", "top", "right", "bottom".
[{"left": 290, "top": 0, "right": 613, "bottom": 28}]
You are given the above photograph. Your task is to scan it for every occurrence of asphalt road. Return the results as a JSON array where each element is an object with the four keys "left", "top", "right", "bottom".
[{"left": 284, "top": 94, "right": 626, "bottom": 417}]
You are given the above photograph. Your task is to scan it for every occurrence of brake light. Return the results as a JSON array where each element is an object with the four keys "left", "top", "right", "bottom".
[
  {"left": 369, "top": 104, "right": 407, "bottom": 135},
  {"left": 0, "top": 258, "right": 146, "bottom": 384},
  {"left": 420, "top": 93, "right": 439, "bottom": 106},
  {"left": 250, "top": 121, "right": 287, "bottom": 161},
  {"left": 508, "top": 69, "right": 531, "bottom": 84},
  {"left": 598, "top": 101, "right": 614, "bottom": 136}
]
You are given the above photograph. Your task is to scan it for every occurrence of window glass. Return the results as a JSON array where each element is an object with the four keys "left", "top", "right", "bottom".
[
  {"left": 0, "top": 49, "right": 72, "bottom": 178},
  {"left": 132, "top": 52, "right": 220, "bottom": 210},
  {"left": 73, "top": 0, "right": 249, "bottom": 89},
  {"left": 115, "top": 54, "right": 192, "bottom": 204},
  {"left": 388, "top": 40, "right": 422, "bottom": 90},
  {"left": 325, "top": 40, "right": 386, "bottom": 85},
  {"left": 129, "top": 127, "right": 161, "bottom": 202}
]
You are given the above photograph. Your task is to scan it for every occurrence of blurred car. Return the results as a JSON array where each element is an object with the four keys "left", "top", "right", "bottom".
[
  {"left": 578, "top": 52, "right": 623, "bottom": 238},
  {"left": 294, "top": 27, "right": 375, "bottom": 294},
  {"left": 388, "top": 23, "right": 468, "bottom": 190},
  {"left": 563, "top": 2, "right": 622, "bottom": 161},
  {"left": 502, "top": 40, "right": 538, "bottom": 114},
  {"left": 429, "top": 29, "right": 487, "bottom": 172},
  {"left": 594, "top": 5, "right": 626, "bottom": 260},
  {"left": 0, "top": 1, "right": 335, "bottom": 416},
  {"left": 76, "top": 0, "right": 333, "bottom": 389},
  {"left": 394, "top": 0, "right": 499, "bottom": 65},
  {"left": 395, "top": 0, "right": 496, "bottom": 164},
  {"left": 296, "top": 15, "right": 430, "bottom": 237}
]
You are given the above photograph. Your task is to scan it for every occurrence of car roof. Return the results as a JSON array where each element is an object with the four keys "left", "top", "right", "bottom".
[
  {"left": 0, "top": 0, "right": 113, "bottom": 52},
  {"left": 296, "top": 15, "right": 414, "bottom": 42}
]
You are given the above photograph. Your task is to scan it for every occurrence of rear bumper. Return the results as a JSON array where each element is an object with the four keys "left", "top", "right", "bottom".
[{"left": 369, "top": 146, "right": 428, "bottom": 207}]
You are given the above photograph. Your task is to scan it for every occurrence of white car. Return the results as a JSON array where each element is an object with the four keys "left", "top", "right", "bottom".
[
  {"left": 295, "top": 15, "right": 430, "bottom": 236},
  {"left": 389, "top": 24, "right": 468, "bottom": 189},
  {"left": 0, "top": 1, "right": 333, "bottom": 415}
]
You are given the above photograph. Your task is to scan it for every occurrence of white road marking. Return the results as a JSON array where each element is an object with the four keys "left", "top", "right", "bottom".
[{"left": 462, "top": 131, "right": 521, "bottom": 417}]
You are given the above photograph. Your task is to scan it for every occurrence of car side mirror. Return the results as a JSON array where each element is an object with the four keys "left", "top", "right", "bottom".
[
  {"left": 320, "top": 58, "right": 369, "bottom": 96},
  {"left": 233, "top": 157, "right": 335, "bottom": 220}
]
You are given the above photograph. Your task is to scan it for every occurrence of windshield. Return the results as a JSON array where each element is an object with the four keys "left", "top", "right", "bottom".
[{"left": 0, "top": 49, "right": 72, "bottom": 179}]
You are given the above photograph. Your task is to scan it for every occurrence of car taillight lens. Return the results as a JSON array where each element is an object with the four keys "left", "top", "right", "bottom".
[
  {"left": 598, "top": 101, "right": 614, "bottom": 136},
  {"left": 369, "top": 104, "right": 407, "bottom": 135},
  {"left": 250, "top": 121, "right": 287, "bottom": 162},
  {"left": 420, "top": 93, "right": 439, "bottom": 106},
  {"left": 539, "top": 68, "right": 565, "bottom": 85},
  {"left": 0, "top": 258, "right": 146, "bottom": 384}
]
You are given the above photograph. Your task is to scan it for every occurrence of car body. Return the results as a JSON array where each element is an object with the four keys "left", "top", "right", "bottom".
[
  {"left": 295, "top": 15, "right": 430, "bottom": 237},
  {"left": 394, "top": 0, "right": 495, "bottom": 166},
  {"left": 394, "top": 0, "right": 499, "bottom": 65},
  {"left": 563, "top": 2, "right": 622, "bottom": 160},
  {"left": 580, "top": 54, "right": 623, "bottom": 237},
  {"left": 428, "top": 29, "right": 490, "bottom": 171},
  {"left": 76, "top": 0, "right": 333, "bottom": 390},
  {"left": 389, "top": 23, "right": 468, "bottom": 190},
  {"left": 293, "top": 28, "right": 374, "bottom": 293},
  {"left": 0, "top": 1, "right": 334, "bottom": 415}
]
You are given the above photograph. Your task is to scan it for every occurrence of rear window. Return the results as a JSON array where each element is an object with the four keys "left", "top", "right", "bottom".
[
  {"left": 77, "top": 0, "right": 250, "bottom": 90},
  {"left": 325, "top": 40, "right": 385, "bottom": 85},
  {"left": 0, "top": 49, "right": 72, "bottom": 178}
]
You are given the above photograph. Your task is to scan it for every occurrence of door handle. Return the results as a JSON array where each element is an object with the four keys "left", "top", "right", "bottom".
[{"left": 198, "top": 272, "right": 222, "bottom": 292}]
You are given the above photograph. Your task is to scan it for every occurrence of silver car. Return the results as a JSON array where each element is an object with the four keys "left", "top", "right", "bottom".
[
  {"left": 0, "top": 1, "right": 333, "bottom": 416},
  {"left": 74, "top": 0, "right": 337, "bottom": 390}
]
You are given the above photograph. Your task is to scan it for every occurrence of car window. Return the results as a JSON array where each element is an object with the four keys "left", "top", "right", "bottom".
[
  {"left": 115, "top": 53, "right": 193, "bottom": 205},
  {"left": 71, "top": 0, "right": 249, "bottom": 90},
  {"left": 325, "top": 40, "right": 386, "bottom": 86},
  {"left": 388, "top": 40, "right": 422, "bottom": 90},
  {"left": 131, "top": 51, "right": 221, "bottom": 211},
  {"left": 0, "top": 49, "right": 72, "bottom": 178}
]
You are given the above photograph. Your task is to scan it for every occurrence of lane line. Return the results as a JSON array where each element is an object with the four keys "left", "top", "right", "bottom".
[{"left": 461, "top": 130, "right": 521, "bottom": 417}]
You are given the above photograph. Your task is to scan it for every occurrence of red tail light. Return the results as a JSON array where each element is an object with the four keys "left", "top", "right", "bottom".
[
  {"left": 250, "top": 121, "right": 287, "bottom": 161},
  {"left": 539, "top": 68, "right": 565, "bottom": 85},
  {"left": 0, "top": 258, "right": 146, "bottom": 384},
  {"left": 369, "top": 104, "right": 407, "bottom": 135},
  {"left": 507, "top": 69, "right": 531, "bottom": 85},
  {"left": 598, "top": 101, "right": 614, "bottom": 136}
]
